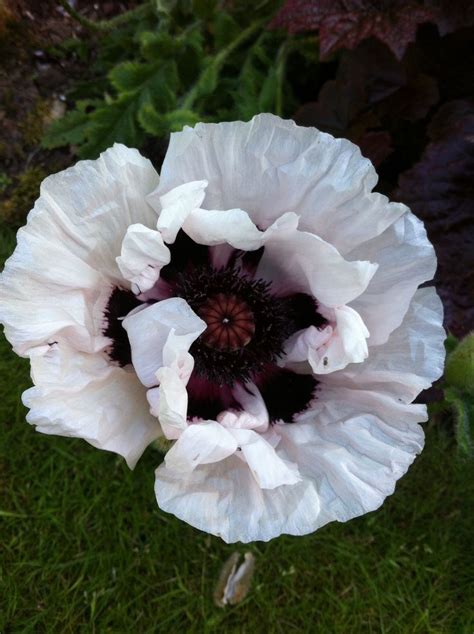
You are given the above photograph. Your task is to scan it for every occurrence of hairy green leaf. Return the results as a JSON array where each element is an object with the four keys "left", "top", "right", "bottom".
[
  {"left": 79, "top": 96, "right": 144, "bottom": 159},
  {"left": 41, "top": 102, "right": 95, "bottom": 149},
  {"left": 139, "top": 103, "right": 200, "bottom": 136},
  {"left": 445, "top": 387, "right": 474, "bottom": 458}
]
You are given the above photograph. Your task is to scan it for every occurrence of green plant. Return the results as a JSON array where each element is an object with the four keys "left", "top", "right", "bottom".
[
  {"left": 42, "top": 0, "right": 303, "bottom": 159},
  {"left": 444, "top": 333, "right": 474, "bottom": 457}
]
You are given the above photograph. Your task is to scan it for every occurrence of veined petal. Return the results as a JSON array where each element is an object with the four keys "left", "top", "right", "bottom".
[
  {"left": 23, "top": 345, "right": 160, "bottom": 469},
  {"left": 327, "top": 287, "right": 446, "bottom": 402},
  {"left": 154, "top": 365, "right": 189, "bottom": 439},
  {"left": 155, "top": 454, "right": 320, "bottom": 543},
  {"left": 308, "top": 306, "right": 369, "bottom": 374},
  {"left": 148, "top": 180, "right": 208, "bottom": 243},
  {"left": 122, "top": 298, "right": 206, "bottom": 388},
  {"left": 283, "top": 325, "right": 333, "bottom": 364},
  {"left": 348, "top": 211, "right": 437, "bottom": 345},
  {"left": 278, "top": 408, "right": 424, "bottom": 527},
  {"left": 0, "top": 144, "right": 158, "bottom": 356},
  {"left": 229, "top": 428, "right": 301, "bottom": 489},
  {"left": 164, "top": 421, "right": 238, "bottom": 472},
  {"left": 37, "top": 144, "right": 159, "bottom": 282},
  {"left": 116, "top": 223, "right": 170, "bottom": 293},
  {"left": 257, "top": 226, "right": 378, "bottom": 307},
  {"left": 183, "top": 208, "right": 264, "bottom": 250},
  {"left": 223, "top": 382, "right": 269, "bottom": 433},
  {"left": 157, "top": 114, "right": 403, "bottom": 252}
]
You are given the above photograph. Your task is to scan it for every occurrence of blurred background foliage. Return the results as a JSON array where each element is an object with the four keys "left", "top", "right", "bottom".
[{"left": 0, "top": 1, "right": 473, "bottom": 630}]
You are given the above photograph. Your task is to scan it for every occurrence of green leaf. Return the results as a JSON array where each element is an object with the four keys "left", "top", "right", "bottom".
[
  {"left": 109, "top": 61, "right": 157, "bottom": 93},
  {"left": 445, "top": 387, "right": 474, "bottom": 458},
  {"left": 258, "top": 66, "right": 278, "bottom": 112},
  {"left": 79, "top": 96, "right": 144, "bottom": 158},
  {"left": 109, "top": 60, "right": 178, "bottom": 103},
  {"left": 445, "top": 333, "right": 474, "bottom": 395},
  {"left": 138, "top": 102, "right": 168, "bottom": 136},
  {"left": 213, "top": 12, "right": 241, "bottom": 49},
  {"left": 166, "top": 108, "right": 201, "bottom": 131},
  {"left": 445, "top": 332, "right": 459, "bottom": 355},
  {"left": 139, "top": 31, "right": 182, "bottom": 61},
  {"left": 138, "top": 103, "right": 200, "bottom": 136},
  {"left": 195, "top": 60, "right": 219, "bottom": 99},
  {"left": 41, "top": 102, "right": 94, "bottom": 149},
  {"left": 109, "top": 59, "right": 178, "bottom": 115},
  {"left": 192, "top": 0, "right": 217, "bottom": 20}
]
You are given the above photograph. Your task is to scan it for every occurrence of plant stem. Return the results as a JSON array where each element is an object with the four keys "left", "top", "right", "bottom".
[
  {"left": 275, "top": 38, "right": 291, "bottom": 117},
  {"left": 181, "top": 18, "right": 266, "bottom": 110},
  {"left": 57, "top": 0, "right": 152, "bottom": 33}
]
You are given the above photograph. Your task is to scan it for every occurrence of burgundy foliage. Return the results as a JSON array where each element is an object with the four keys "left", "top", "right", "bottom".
[
  {"left": 270, "top": 0, "right": 436, "bottom": 59},
  {"left": 396, "top": 100, "right": 474, "bottom": 338},
  {"left": 273, "top": 0, "right": 474, "bottom": 336},
  {"left": 271, "top": 0, "right": 474, "bottom": 59}
]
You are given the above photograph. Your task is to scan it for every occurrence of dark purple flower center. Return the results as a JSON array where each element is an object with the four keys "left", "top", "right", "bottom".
[
  {"left": 198, "top": 293, "right": 255, "bottom": 351},
  {"left": 103, "top": 230, "right": 328, "bottom": 423},
  {"left": 174, "top": 265, "right": 298, "bottom": 386}
]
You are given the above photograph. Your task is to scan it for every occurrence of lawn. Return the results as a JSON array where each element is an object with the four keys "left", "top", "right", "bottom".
[{"left": 0, "top": 221, "right": 472, "bottom": 632}]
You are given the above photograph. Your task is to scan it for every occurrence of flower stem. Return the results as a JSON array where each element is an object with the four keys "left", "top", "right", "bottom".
[
  {"left": 181, "top": 18, "right": 266, "bottom": 111},
  {"left": 275, "top": 38, "right": 291, "bottom": 117},
  {"left": 57, "top": 0, "right": 152, "bottom": 33}
]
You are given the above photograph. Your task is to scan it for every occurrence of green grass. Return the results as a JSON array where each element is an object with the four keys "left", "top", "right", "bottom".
[{"left": 1, "top": 224, "right": 473, "bottom": 633}]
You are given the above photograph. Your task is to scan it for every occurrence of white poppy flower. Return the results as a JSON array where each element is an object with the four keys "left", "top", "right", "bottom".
[{"left": 0, "top": 114, "right": 445, "bottom": 543}]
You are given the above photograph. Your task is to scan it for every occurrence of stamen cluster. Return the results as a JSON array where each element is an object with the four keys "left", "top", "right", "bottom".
[{"left": 175, "top": 266, "right": 294, "bottom": 385}]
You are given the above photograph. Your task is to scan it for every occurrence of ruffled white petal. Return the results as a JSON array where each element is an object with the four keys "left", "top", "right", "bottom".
[
  {"left": 35, "top": 144, "right": 159, "bottom": 282},
  {"left": 256, "top": 226, "right": 378, "bottom": 307},
  {"left": 122, "top": 298, "right": 206, "bottom": 388},
  {"left": 157, "top": 114, "right": 404, "bottom": 252},
  {"left": 348, "top": 211, "right": 437, "bottom": 345},
  {"left": 155, "top": 388, "right": 424, "bottom": 542},
  {"left": 154, "top": 287, "right": 443, "bottom": 541},
  {"left": 151, "top": 366, "right": 189, "bottom": 439},
  {"left": 0, "top": 144, "right": 158, "bottom": 356},
  {"left": 218, "top": 382, "right": 269, "bottom": 433},
  {"left": 183, "top": 208, "right": 264, "bottom": 250},
  {"left": 155, "top": 454, "right": 320, "bottom": 543},
  {"left": 327, "top": 287, "right": 445, "bottom": 402},
  {"left": 23, "top": 345, "right": 160, "bottom": 468},
  {"left": 283, "top": 307, "right": 369, "bottom": 375},
  {"left": 278, "top": 408, "right": 424, "bottom": 528},
  {"left": 158, "top": 384, "right": 421, "bottom": 541},
  {"left": 283, "top": 325, "right": 333, "bottom": 364},
  {"left": 116, "top": 223, "right": 170, "bottom": 293},
  {"left": 309, "top": 306, "right": 369, "bottom": 374},
  {"left": 228, "top": 428, "right": 301, "bottom": 489},
  {"left": 149, "top": 180, "right": 208, "bottom": 243},
  {"left": 164, "top": 421, "right": 238, "bottom": 471}
]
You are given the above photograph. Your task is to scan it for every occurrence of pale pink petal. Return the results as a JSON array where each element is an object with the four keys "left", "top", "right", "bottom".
[
  {"left": 348, "top": 211, "right": 437, "bottom": 345},
  {"left": 327, "top": 287, "right": 445, "bottom": 402},
  {"left": 23, "top": 345, "right": 160, "bottom": 468},
  {"left": 154, "top": 366, "right": 189, "bottom": 439},
  {"left": 278, "top": 407, "right": 424, "bottom": 527},
  {"left": 257, "top": 226, "right": 378, "bottom": 306},
  {"left": 183, "top": 208, "right": 263, "bottom": 250},
  {"left": 148, "top": 180, "right": 208, "bottom": 243},
  {"left": 155, "top": 455, "right": 320, "bottom": 543},
  {"left": 157, "top": 114, "right": 403, "bottom": 252},
  {"left": 164, "top": 421, "right": 237, "bottom": 471},
  {"left": 308, "top": 306, "right": 369, "bottom": 374},
  {"left": 283, "top": 325, "right": 333, "bottom": 364},
  {"left": 0, "top": 145, "right": 158, "bottom": 356},
  {"left": 116, "top": 223, "right": 170, "bottom": 293},
  {"left": 229, "top": 428, "right": 301, "bottom": 489},
  {"left": 122, "top": 298, "right": 206, "bottom": 388}
]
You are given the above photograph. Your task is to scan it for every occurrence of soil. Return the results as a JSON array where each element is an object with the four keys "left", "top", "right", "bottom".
[{"left": 0, "top": 0, "right": 137, "bottom": 223}]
